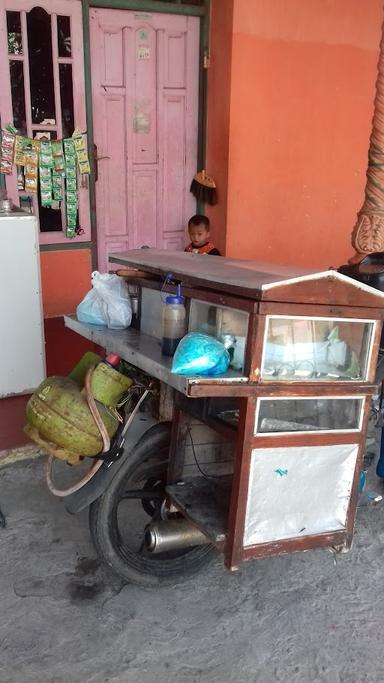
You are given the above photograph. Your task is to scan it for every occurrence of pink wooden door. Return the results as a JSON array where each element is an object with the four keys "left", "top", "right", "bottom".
[{"left": 90, "top": 9, "right": 199, "bottom": 272}]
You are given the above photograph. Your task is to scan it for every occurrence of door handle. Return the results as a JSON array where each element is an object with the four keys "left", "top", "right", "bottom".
[{"left": 93, "top": 144, "right": 110, "bottom": 182}]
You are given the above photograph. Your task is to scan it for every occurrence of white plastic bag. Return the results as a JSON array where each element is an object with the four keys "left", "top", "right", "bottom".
[{"left": 76, "top": 271, "right": 132, "bottom": 329}]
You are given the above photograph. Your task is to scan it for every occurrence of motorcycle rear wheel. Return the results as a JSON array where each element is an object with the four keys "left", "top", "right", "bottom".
[{"left": 89, "top": 423, "right": 215, "bottom": 586}]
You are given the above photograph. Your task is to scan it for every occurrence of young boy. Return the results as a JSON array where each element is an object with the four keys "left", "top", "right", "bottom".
[{"left": 184, "top": 214, "right": 221, "bottom": 255}]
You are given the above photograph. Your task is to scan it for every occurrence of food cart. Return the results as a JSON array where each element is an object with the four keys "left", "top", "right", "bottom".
[{"left": 62, "top": 249, "right": 384, "bottom": 586}]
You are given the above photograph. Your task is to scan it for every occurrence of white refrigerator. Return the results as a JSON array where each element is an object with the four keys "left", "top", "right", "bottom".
[{"left": 0, "top": 210, "right": 46, "bottom": 396}]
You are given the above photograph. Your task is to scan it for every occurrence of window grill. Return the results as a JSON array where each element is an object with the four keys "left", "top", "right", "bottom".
[{"left": 6, "top": 6, "right": 77, "bottom": 235}]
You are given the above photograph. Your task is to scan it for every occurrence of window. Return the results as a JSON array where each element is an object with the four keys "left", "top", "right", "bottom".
[
  {"left": 4, "top": 4, "right": 87, "bottom": 240},
  {"left": 254, "top": 397, "right": 364, "bottom": 435}
]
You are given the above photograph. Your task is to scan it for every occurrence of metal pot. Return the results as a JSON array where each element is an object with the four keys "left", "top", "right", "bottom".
[{"left": 0, "top": 197, "right": 13, "bottom": 213}]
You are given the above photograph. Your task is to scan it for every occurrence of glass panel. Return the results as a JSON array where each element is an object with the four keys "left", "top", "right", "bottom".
[
  {"left": 244, "top": 444, "right": 358, "bottom": 546},
  {"left": 255, "top": 398, "right": 363, "bottom": 434},
  {"left": 261, "top": 316, "right": 374, "bottom": 381},
  {"left": 59, "top": 64, "right": 74, "bottom": 138},
  {"left": 189, "top": 300, "right": 248, "bottom": 371},
  {"left": 39, "top": 202, "right": 62, "bottom": 232},
  {"left": 57, "top": 16, "right": 71, "bottom": 57},
  {"left": 207, "top": 397, "right": 240, "bottom": 428},
  {"left": 9, "top": 61, "right": 27, "bottom": 135},
  {"left": 27, "top": 7, "right": 56, "bottom": 125},
  {"left": 7, "top": 11, "right": 22, "bottom": 54},
  {"left": 19, "top": 196, "right": 33, "bottom": 214}
]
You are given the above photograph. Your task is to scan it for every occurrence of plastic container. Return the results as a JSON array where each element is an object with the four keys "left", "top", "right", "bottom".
[
  {"left": 161, "top": 284, "right": 186, "bottom": 356},
  {"left": 25, "top": 353, "right": 133, "bottom": 463},
  {"left": 25, "top": 376, "right": 119, "bottom": 459}
]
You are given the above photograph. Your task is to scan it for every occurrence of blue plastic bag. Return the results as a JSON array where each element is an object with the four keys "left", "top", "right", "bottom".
[{"left": 171, "top": 333, "right": 230, "bottom": 376}]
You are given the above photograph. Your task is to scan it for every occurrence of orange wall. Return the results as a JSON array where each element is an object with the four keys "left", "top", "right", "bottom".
[
  {"left": 40, "top": 249, "right": 92, "bottom": 318},
  {"left": 209, "top": 0, "right": 384, "bottom": 268},
  {"left": 206, "top": 0, "right": 234, "bottom": 254}
]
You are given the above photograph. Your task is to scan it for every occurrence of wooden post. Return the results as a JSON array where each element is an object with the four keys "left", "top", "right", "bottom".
[{"left": 350, "top": 17, "right": 384, "bottom": 262}]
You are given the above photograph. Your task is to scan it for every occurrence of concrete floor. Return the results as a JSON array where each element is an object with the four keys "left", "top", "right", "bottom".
[{"left": 1, "top": 454, "right": 384, "bottom": 683}]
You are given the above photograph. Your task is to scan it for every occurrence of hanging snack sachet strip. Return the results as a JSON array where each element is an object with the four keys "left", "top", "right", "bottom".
[
  {"left": 52, "top": 140, "right": 65, "bottom": 174},
  {"left": 64, "top": 138, "right": 78, "bottom": 237},
  {"left": 14, "top": 136, "right": 27, "bottom": 166},
  {"left": 66, "top": 203, "right": 77, "bottom": 237},
  {"left": 0, "top": 129, "right": 16, "bottom": 174},
  {"left": 64, "top": 138, "right": 77, "bottom": 177},
  {"left": 66, "top": 190, "right": 78, "bottom": 237},
  {"left": 39, "top": 164, "right": 53, "bottom": 207},
  {"left": 52, "top": 173, "right": 64, "bottom": 201},
  {"left": 24, "top": 139, "right": 39, "bottom": 193},
  {"left": 64, "top": 137, "right": 76, "bottom": 162},
  {"left": 72, "top": 130, "right": 91, "bottom": 175},
  {"left": 39, "top": 140, "right": 53, "bottom": 168},
  {"left": 66, "top": 177, "right": 77, "bottom": 192}
]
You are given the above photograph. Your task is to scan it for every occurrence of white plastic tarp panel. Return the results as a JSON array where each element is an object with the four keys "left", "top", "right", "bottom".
[{"left": 243, "top": 443, "right": 358, "bottom": 546}]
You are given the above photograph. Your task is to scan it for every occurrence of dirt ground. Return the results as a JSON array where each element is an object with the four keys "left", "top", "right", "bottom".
[{"left": 1, "top": 452, "right": 384, "bottom": 683}]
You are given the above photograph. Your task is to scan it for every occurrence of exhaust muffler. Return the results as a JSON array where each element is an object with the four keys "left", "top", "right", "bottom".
[{"left": 144, "top": 519, "right": 210, "bottom": 554}]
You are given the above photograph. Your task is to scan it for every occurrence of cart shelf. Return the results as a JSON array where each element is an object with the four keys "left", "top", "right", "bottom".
[
  {"left": 64, "top": 316, "right": 249, "bottom": 398},
  {"left": 166, "top": 476, "right": 231, "bottom": 548}
]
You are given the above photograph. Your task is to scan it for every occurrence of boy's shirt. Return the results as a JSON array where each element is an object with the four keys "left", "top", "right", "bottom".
[{"left": 184, "top": 241, "right": 221, "bottom": 255}]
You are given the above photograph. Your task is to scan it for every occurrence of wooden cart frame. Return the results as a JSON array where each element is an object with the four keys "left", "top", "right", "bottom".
[{"left": 65, "top": 249, "right": 384, "bottom": 571}]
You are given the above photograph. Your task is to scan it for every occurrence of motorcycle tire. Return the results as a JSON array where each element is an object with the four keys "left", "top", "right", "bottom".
[{"left": 89, "top": 422, "right": 215, "bottom": 587}]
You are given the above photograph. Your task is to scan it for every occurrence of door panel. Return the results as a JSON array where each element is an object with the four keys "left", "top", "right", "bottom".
[
  {"left": 102, "top": 91, "right": 127, "bottom": 237},
  {"left": 132, "top": 171, "right": 158, "bottom": 247},
  {"left": 163, "top": 92, "right": 187, "bottom": 234},
  {"left": 90, "top": 9, "right": 199, "bottom": 272}
]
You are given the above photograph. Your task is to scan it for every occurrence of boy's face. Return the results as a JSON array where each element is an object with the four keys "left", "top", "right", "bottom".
[{"left": 188, "top": 223, "right": 210, "bottom": 247}]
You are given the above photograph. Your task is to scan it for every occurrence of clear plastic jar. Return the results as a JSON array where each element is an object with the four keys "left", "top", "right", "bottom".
[{"left": 161, "top": 285, "right": 186, "bottom": 356}]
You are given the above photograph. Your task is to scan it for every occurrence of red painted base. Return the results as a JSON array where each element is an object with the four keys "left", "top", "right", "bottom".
[
  {"left": 44, "top": 316, "right": 101, "bottom": 377},
  {"left": 0, "top": 317, "right": 101, "bottom": 451},
  {"left": 0, "top": 394, "right": 31, "bottom": 450}
]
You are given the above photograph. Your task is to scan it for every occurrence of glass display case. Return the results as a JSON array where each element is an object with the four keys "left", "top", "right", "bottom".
[
  {"left": 261, "top": 315, "right": 375, "bottom": 381},
  {"left": 189, "top": 299, "right": 249, "bottom": 372}
]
